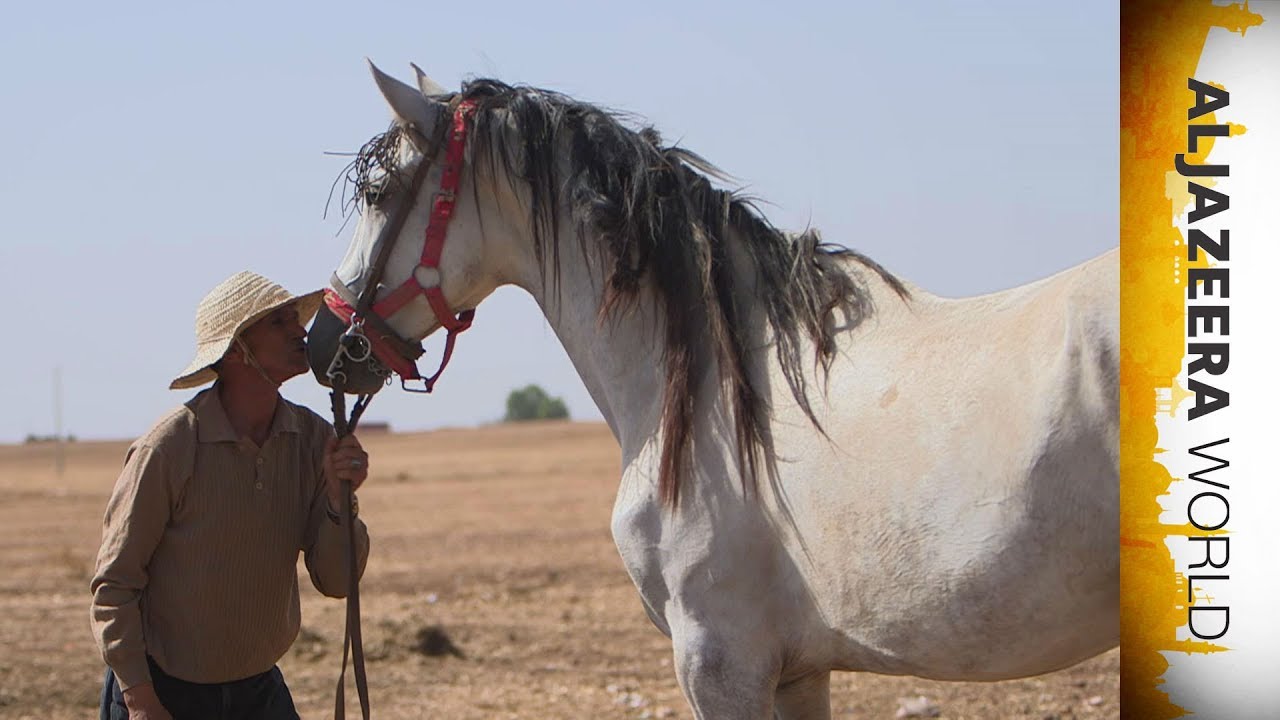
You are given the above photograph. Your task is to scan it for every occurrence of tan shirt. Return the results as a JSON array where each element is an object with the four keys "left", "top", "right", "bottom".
[{"left": 90, "top": 386, "right": 369, "bottom": 690}]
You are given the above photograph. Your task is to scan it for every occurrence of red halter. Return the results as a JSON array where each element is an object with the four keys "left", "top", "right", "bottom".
[{"left": 325, "top": 99, "right": 478, "bottom": 392}]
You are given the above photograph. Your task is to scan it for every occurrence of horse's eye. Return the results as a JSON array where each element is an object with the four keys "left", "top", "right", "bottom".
[{"left": 363, "top": 187, "right": 384, "bottom": 206}]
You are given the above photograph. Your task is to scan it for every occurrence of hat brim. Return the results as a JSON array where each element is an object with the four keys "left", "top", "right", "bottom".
[{"left": 169, "top": 290, "right": 325, "bottom": 390}]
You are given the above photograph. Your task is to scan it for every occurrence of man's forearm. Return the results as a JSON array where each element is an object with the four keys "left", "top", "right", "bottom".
[
  {"left": 90, "top": 586, "right": 152, "bottom": 690},
  {"left": 304, "top": 513, "right": 370, "bottom": 597}
]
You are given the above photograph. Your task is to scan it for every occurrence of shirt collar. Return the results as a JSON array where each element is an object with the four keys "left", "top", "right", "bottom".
[
  {"left": 269, "top": 394, "right": 301, "bottom": 436},
  {"left": 190, "top": 384, "right": 301, "bottom": 443}
]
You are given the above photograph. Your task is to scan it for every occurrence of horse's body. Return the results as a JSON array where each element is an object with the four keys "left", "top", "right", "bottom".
[{"left": 308, "top": 66, "right": 1118, "bottom": 719}]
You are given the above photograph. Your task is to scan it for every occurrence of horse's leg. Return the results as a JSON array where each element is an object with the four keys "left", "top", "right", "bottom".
[
  {"left": 670, "top": 622, "right": 780, "bottom": 719},
  {"left": 773, "top": 672, "right": 831, "bottom": 720}
]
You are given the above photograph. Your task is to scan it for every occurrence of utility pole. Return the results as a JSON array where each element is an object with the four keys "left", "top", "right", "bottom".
[{"left": 54, "top": 366, "right": 64, "bottom": 478}]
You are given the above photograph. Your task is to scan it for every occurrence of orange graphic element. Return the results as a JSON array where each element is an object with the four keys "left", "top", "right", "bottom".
[{"left": 1120, "top": 1, "right": 1261, "bottom": 719}]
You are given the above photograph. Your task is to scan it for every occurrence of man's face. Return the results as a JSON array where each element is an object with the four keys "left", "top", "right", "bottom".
[{"left": 236, "top": 304, "right": 309, "bottom": 383}]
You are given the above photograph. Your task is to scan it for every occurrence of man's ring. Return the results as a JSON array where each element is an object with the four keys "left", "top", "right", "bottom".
[{"left": 350, "top": 458, "right": 363, "bottom": 469}]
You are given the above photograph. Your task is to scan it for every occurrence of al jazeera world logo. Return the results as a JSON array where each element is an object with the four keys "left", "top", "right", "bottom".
[
  {"left": 1168, "top": 74, "right": 1234, "bottom": 646},
  {"left": 1121, "top": 0, "right": 1267, "bottom": 718}
]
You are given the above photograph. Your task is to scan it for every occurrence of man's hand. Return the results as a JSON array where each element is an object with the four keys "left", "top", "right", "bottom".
[
  {"left": 123, "top": 683, "right": 172, "bottom": 720},
  {"left": 323, "top": 434, "right": 370, "bottom": 514}
]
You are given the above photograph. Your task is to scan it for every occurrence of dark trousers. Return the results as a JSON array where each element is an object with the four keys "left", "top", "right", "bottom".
[{"left": 100, "top": 655, "right": 299, "bottom": 720}]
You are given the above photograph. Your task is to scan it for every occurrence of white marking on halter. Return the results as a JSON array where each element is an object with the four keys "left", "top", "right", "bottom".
[{"left": 414, "top": 266, "right": 442, "bottom": 289}]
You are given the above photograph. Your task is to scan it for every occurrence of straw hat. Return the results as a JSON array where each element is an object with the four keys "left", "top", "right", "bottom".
[{"left": 170, "top": 271, "right": 324, "bottom": 389}]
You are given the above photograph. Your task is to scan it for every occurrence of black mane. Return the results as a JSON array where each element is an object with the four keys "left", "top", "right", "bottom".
[{"left": 425, "top": 78, "right": 906, "bottom": 505}]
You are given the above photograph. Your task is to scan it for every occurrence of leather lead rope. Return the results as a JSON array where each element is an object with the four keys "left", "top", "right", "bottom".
[
  {"left": 323, "top": 95, "right": 471, "bottom": 719},
  {"left": 330, "top": 381, "right": 372, "bottom": 720}
]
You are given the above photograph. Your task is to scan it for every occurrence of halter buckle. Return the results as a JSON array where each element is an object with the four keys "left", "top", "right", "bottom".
[{"left": 401, "top": 377, "right": 436, "bottom": 394}]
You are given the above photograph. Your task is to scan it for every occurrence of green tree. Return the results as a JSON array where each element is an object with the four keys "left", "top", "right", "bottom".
[{"left": 504, "top": 384, "right": 570, "bottom": 422}]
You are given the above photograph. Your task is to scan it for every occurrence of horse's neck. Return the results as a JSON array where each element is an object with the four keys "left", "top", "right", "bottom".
[
  {"left": 509, "top": 221, "right": 773, "bottom": 491},
  {"left": 513, "top": 230, "right": 668, "bottom": 462}
]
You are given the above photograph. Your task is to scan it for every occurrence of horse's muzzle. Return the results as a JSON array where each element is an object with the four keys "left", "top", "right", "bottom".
[{"left": 307, "top": 304, "right": 390, "bottom": 395}]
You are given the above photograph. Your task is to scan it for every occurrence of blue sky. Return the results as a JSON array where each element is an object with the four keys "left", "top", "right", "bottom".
[{"left": 0, "top": 1, "right": 1117, "bottom": 442}]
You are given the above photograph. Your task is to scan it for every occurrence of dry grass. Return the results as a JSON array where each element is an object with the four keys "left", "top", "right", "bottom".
[{"left": 0, "top": 422, "right": 1116, "bottom": 719}]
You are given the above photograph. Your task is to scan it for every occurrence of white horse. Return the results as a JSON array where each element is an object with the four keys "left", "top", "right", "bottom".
[{"left": 307, "top": 64, "right": 1119, "bottom": 719}]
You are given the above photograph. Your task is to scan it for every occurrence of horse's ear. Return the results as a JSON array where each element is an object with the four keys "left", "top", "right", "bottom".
[
  {"left": 410, "top": 63, "right": 447, "bottom": 97},
  {"left": 368, "top": 59, "right": 442, "bottom": 132}
]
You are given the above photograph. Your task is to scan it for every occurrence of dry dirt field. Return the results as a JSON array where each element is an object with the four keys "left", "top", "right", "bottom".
[{"left": 0, "top": 421, "right": 1116, "bottom": 719}]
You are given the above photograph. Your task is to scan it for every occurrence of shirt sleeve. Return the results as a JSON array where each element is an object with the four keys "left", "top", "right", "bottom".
[
  {"left": 89, "top": 443, "right": 176, "bottom": 691},
  {"left": 302, "top": 422, "right": 370, "bottom": 598}
]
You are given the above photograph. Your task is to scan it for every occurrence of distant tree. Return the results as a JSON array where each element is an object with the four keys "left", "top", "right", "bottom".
[{"left": 504, "top": 384, "right": 569, "bottom": 422}]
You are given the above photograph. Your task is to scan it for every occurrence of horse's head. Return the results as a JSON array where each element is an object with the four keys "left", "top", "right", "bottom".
[{"left": 308, "top": 63, "right": 521, "bottom": 395}]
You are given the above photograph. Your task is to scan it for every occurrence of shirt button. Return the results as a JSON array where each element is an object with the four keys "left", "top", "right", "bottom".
[
  {"left": 256, "top": 457, "right": 264, "bottom": 465},
  {"left": 255, "top": 482, "right": 263, "bottom": 490}
]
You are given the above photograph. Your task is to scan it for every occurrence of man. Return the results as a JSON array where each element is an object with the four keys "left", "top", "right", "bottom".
[{"left": 91, "top": 271, "right": 371, "bottom": 720}]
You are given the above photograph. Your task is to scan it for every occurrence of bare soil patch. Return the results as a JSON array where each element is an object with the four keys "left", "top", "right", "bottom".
[{"left": 0, "top": 422, "right": 1116, "bottom": 718}]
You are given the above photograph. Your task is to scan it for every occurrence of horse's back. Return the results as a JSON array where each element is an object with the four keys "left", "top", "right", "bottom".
[{"left": 761, "top": 248, "right": 1119, "bottom": 679}]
